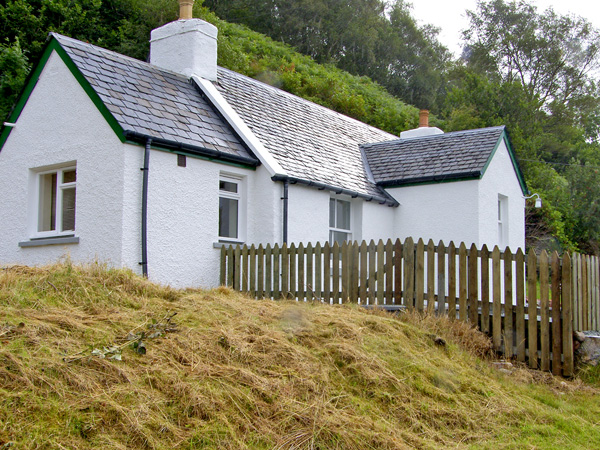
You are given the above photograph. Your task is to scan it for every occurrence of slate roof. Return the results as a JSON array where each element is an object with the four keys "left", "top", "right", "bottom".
[
  {"left": 361, "top": 126, "right": 507, "bottom": 186},
  {"left": 52, "top": 33, "right": 254, "bottom": 162},
  {"left": 214, "top": 68, "right": 398, "bottom": 199}
]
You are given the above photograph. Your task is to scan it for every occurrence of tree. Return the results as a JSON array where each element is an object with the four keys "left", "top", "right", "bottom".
[{"left": 0, "top": 39, "right": 30, "bottom": 120}]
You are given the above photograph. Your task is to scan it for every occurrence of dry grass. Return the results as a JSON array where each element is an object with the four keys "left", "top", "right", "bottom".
[{"left": 1, "top": 262, "right": 600, "bottom": 449}]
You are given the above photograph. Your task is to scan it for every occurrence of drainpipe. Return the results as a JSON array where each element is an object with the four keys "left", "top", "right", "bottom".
[
  {"left": 140, "top": 138, "right": 152, "bottom": 278},
  {"left": 282, "top": 179, "right": 289, "bottom": 244}
]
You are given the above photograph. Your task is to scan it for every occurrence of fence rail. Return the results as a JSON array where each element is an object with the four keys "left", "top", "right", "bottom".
[{"left": 220, "top": 238, "right": 585, "bottom": 377}]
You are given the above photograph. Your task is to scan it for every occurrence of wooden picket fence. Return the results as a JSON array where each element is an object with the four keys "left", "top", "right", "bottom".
[
  {"left": 572, "top": 253, "right": 600, "bottom": 331},
  {"left": 220, "top": 238, "right": 574, "bottom": 376}
]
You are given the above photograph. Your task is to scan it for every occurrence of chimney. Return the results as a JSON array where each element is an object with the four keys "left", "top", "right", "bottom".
[
  {"left": 419, "top": 109, "right": 429, "bottom": 128},
  {"left": 149, "top": 0, "right": 218, "bottom": 81}
]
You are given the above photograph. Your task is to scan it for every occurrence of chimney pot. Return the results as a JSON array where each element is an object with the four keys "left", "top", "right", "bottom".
[
  {"left": 179, "top": 0, "right": 194, "bottom": 20},
  {"left": 419, "top": 110, "right": 429, "bottom": 128}
]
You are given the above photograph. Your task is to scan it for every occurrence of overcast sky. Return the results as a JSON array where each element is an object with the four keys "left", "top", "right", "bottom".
[{"left": 409, "top": 0, "right": 600, "bottom": 57}]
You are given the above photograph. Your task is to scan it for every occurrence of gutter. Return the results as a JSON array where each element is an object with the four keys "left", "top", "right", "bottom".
[
  {"left": 271, "top": 175, "right": 399, "bottom": 207},
  {"left": 377, "top": 171, "right": 482, "bottom": 188},
  {"left": 123, "top": 130, "right": 259, "bottom": 168}
]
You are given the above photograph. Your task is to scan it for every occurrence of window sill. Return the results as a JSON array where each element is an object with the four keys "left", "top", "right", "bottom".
[
  {"left": 213, "top": 240, "right": 245, "bottom": 249},
  {"left": 19, "top": 236, "right": 80, "bottom": 248}
]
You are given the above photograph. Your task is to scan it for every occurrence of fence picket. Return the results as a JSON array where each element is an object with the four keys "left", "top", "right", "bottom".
[
  {"left": 459, "top": 243, "right": 468, "bottom": 322},
  {"left": 516, "top": 248, "right": 526, "bottom": 362},
  {"left": 468, "top": 243, "right": 478, "bottom": 325},
  {"left": 386, "top": 239, "right": 394, "bottom": 305},
  {"left": 539, "top": 250, "right": 550, "bottom": 371},
  {"left": 527, "top": 250, "right": 538, "bottom": 369},
  {"left": 437, "top": 241, "right": 446, "bottom": 315},
  {"left": 281, "top": 244, "right": 289, "bottom": 299},
  {"left": 368, "top": 240, "right": 376, "bottom": 305},
  {"left": 504, "top": 247, "right": 513, "bottom": 358},
  {"left": 220, "top": 246, "right": 226, "bottom": 286},
  {"left": 289, "top": 244, "right": 296, "bottom": 301},
  {"left": 257, "top": 245, "right": 264, "bottom": 298},
  {"left": 342, "top": 242, "right": 349, "bottom": 303},
  {"left": 492, "top": 246, "right": 502, "bottom": 351},
  {"left": 323, "top": 243, "right": 330, "bottom": 303},
  {"left": 307, "top": 243, "right": 314, "bottom": 301},
  {"left": 314, "top": 243, "right": 322, "bottom": 301},
  {"left": 273, "top": 244, "right": 280, "bottom": 300},
  {"left": 448, "top": 242, "right": 456, "bottom": 319},
  {"left": 234, "top": 245, "right": 241, "bottom": 291},
  {"left": 394, "top": 239, "right": 403, "bottom": 305},
  {"left": 351, "top": 242, "right": 360, "bottom": 304},
  {"left": 563, "top": 253, "right": 574, "bottom": 377},
  {"left": 416, "top": 239, "right": 425, "bottom": 312},
  {"left": 298, "top": 243, "right": 305, "bottom": 301},
  {"left": 404, "top": 238, "right": 415, "bottom": 311},
  {"left": 242, "top": 245, "right": 249, "bottom": 293},
  {"left": 360, "top": 241, "right": 368, "bottom": 304},
  {"left": 480, "top": 245, "right": 489, "bottom": 334},
  {"left": 265, "top": 244, "right": 272, "bottom": 299},
  {"left": 379, "top": 240, "right": 388, "bottom": 306},
  {"left": 427, "top": 240, "right": 436, "bottom": 314},
  {"left": 250, "top": 244, "right": 256, "bottom": 297},
  {"left": 332, "top": 242, "right": 340, "bottom": 304},
  {"left": 551, "top": 252, "right": 562, "bottom": 375}
]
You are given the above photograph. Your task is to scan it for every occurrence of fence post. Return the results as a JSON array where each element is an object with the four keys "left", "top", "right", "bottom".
[
  {"left": 539, "top": 250, "right": 550, "bottom": 371},
  {"left": 468, "top": 243, "right": 479, "bottom": 326},
  {"left": 480, "top": 244, "right": 490, "bottom": 334},
  {"left": 527, "top": 249, "right": 538, "bottom": 369},
  {"left": 515, "top": 248, "right": 526, "bottom": 362},
  {"left": 563, "top": 253, "right": 574, "bottom": 377},
  {"left": 504, "top": 247, "right": 513, "bottom": 358},
  {"left": 220, "top": 246, "right": 226, "bottom": 286},
  {"left": 492, "top": 246, "right": 502, "bottom": 352}
]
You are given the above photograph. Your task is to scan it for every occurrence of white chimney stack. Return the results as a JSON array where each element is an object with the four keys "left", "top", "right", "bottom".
[{"left": 149, "top": 0, "right": 218, "bottom": 81}]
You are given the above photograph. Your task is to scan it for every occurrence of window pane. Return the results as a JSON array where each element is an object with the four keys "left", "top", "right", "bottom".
[
  {"left": 61, "top": 187, "right": 76, "bottom": 231},
  {"left": 336, "top": 200, "right": 351, "bottom": 230},
  {"left": 219, "top": 180, "right": 238, "bottom": 193},
  {"left": 63, "top": 169, "right": 76, "bottom": 184},
  {"left": 329, "top": 199, "right": 335, "bottom": 227},
  {"left": 219, "top": 197, "right": 238, "bottom": 238},
  {"left": 38, "top": 173, "right": 57, "bottom": 232},
  {"left": 330, "top": 230, "right": 349, "bottom": 245}
]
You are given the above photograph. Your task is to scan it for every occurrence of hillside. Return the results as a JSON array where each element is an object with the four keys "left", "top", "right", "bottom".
[{"left": 1, "top": 263, "right": 600, "bottom": 449}]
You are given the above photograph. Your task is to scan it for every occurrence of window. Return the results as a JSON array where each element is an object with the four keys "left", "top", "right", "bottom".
[
  {"left": 498, "top": 194, "right": 508, "bottom": 247},
  {"left": 329, "top": 198, "right": 351, "bottom": 245},
  {"left": 36, "top": 166, "right": 77, "bottom": 237},
  {"left": 219, "top": 175, "right": 243, "bottom": 241}
]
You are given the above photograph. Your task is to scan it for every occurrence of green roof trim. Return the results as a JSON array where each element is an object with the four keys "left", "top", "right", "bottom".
[
  {"left": 479, "top": 129, "right": 528, "bottom": 195},
  {"left": 0, "top": 37, "right": 125, "bottom": 152}
]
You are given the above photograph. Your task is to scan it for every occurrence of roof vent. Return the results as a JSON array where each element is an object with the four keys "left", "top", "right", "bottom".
[{"left": 149, "top": 0, "right": 218, "bottom": 81}]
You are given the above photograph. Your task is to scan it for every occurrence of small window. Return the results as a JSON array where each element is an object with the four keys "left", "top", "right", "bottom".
[
  {"left": 219, "top": 175, "right": 243, "bottom": 241},
  {"left": 329, "top": 198, "right": 351, "bottom": 245},
  {"left": 177, "top": 154, "right": 186, "bottom": 167},
  {"left": 36, "top": 166, "right": 77, "bottom": 236},
  {"left": 498, "top": 194, "right": 508, "bottom": 247}
]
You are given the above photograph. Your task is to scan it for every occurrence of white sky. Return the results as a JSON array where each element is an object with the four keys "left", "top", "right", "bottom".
[{"left": 409, "top": 0, "right": 600, "bottom": 57}]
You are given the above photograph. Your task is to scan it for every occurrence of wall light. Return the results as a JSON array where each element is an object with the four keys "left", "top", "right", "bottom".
[
  {"left": 524, "top": 193, "right": 542, "bottom": 208},
  {"left": 3, "top": 122, "right": 16, "bottom": 128}
]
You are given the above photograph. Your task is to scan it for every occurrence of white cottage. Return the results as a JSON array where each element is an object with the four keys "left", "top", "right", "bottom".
[{"left": 0, "top": 2, "right": 528, "bottom": 288}]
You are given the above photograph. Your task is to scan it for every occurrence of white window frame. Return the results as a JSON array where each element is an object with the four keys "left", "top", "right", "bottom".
[
  {"left": 218, "top": 174, "right": 246, "bottom": 243},
  {"left": 498, "top": 194, "right": 508, "bottom": 248},
  {"left": 32, "top": 165, "right": 77, "bottom": 239},
  {"left": 329, "top": 198, "right": 352, "bottom": 245}
]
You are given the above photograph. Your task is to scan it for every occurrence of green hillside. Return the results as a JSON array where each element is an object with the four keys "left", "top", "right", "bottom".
[{"left": 1, "top": 263, "right": 600, "bottom": 449}]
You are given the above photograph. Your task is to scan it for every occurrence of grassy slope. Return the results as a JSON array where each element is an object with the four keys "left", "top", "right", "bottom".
[{"left": 1, "top": 263, "right": 600, "bottom": 449}]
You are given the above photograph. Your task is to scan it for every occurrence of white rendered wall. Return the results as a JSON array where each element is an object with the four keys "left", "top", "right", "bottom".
[
  {"left": 0, "top": 52, "right": 126, "bottom": 267},
  {"left": 361, "top": 200, "right": 395, "bottom": 243},
  {"left": 387, "top": 180, "right": 480, "bottom": 246},
  {"left": 477, "top": 139, "right": 525, "bottom": 250}
]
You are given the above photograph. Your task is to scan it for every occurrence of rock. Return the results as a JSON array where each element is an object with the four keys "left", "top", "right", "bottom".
[
  {"left": 575, "top": 331, "right": 600, "bottom": 367},
  {"left": 491, "top": 360, "right": 514, "bottom": 374},
  {"left": 573, "top": 330, "right": 587, "bottom": 343}
]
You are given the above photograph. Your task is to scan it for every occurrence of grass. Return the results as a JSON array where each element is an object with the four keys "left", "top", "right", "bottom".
[{"left": 1, "top": 262, "right": 600, "bottom": 449}]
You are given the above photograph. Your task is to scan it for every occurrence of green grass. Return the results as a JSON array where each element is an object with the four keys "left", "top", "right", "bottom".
[{"left": 1, "top": 262, "right": 600, "bottom": 449}]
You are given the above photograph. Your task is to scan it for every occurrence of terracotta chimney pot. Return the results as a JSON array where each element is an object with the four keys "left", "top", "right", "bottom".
[
  {"left": 179, "top": 0, "right": 194, "bottom": 19},
  {"left": 419, "top": 109, "right": 429, "bottom": 128}
]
